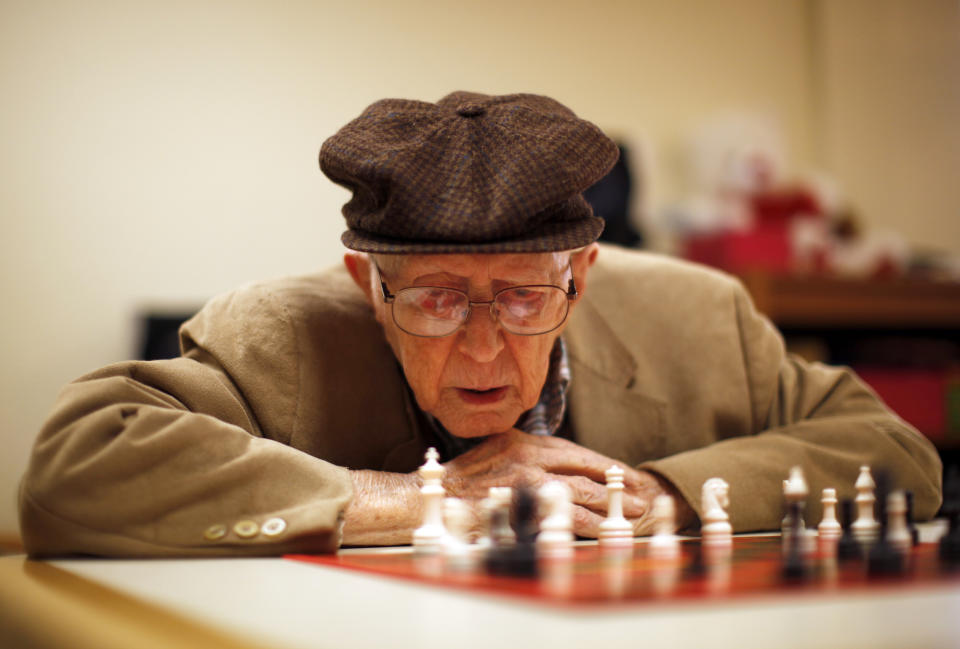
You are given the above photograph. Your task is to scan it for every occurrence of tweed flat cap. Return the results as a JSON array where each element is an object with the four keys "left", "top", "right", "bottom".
[{"left": 320, "top": 91, "right": 619, "bottom": 253}]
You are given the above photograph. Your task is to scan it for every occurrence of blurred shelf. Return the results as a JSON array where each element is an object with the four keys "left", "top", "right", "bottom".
[
  {"left": 740, "top": 272, "right": 960, "bottom": 329},
  {"left": 737, "top": 271, "right": 960, "bottom": 449}
]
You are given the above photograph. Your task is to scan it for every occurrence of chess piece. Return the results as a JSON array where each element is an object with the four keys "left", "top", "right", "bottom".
[
  {"left": 781, "top": 466, "right": 816, "bottom": 556},
  {"left": 488, "top": 487, "right": 516, "bottom": 546},
  {"left": 886, "top": 490, "right": 912, "bottom": 555},
  {"left": 648, "top": 494, "right": 681, "bottom": 560},
  {"left": 701, "top": 477, "right": 732, "bottom": 549},
  {"left": 852, "top": 465, "right": 880, "bottom": 545},
  {"left": 477, "top": 487, "right": 514, "bottom": 551},
  {"left": 905, "top": 490, "right": 919, "bottom": 547},
  {"left": 782, "top": 466, "right": 808, "bottom": 536},
  {"left": 818, "top": 488, "right": 842, "bottom": 542},
  {"left": 476, "top": 494, "right": 497, "bottom": 551},
  {"left": 413, "top": 448, "right": 446, "bottom": 554},
  {"left": 486, "top": 486, "right": 538, "bottom": 577},
  {"left": 599, "top": 466, "right": 634, "bottom": 549},
  {"left": 868, "top": 470, "right": 904, "bottom": 576},
  {"left": 782, "top": 502, "right": 809, "bottom": 581},
  {"left": 938, "top": 466, "right": 960, "bottom": 567},
  {"left": 537, "top": 481, "right": 574, "bottom": 559},
  {"left": 443, "top": 497, "right": 476, "bottom": 570},
  {"left": 836, "top": 498, "right": 862, "bottom": 561}
]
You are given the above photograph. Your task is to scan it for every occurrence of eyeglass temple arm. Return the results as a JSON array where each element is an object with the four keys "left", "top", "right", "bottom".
[
  {"left": 379, "top": 280, "right": 396, "bottom": 303},
  {"left": 373, "top": 263, "right": 396, "bottom": 303}
]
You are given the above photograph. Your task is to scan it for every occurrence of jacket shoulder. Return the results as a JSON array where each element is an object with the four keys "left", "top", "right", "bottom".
[
  {"left": 583, "top": 245, "right": 747, "bottom": 343},
  {"left": 590, "top": 244, "right": 742, "bottom": 298},
  {"left": 182, "top": 266, "right": 368, "bottom": 341},
  {"left": 179, "top": 266, "right": 411, "bottom": 467}
]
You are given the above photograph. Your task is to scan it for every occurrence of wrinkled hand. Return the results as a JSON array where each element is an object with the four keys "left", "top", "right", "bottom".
[{"left": 443, "top": 429, "right": 695, "bottom": 537}]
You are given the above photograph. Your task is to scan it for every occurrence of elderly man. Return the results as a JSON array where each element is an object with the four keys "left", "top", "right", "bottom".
[{"left": 20, "top": 92, "right": 941, "bottom": 557}]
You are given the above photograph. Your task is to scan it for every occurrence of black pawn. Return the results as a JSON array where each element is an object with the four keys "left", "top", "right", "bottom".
[
  {"left": 905, "top": 490, "right": 919, "bottom": 547},
  {"left": 782, "top": 501, "right": 808, "bottom": 581},
  {"left": 486, "top": 486, "right": 538, "bottom": 577},
  {"left": 868, "top": 470, "right": 904, "bottom": 576},
  {"left": 836, "top": 498, "right": 862, "bottom": 561},
  {"left": 939, "top": 466, "right": 960, "bottom": 567}
]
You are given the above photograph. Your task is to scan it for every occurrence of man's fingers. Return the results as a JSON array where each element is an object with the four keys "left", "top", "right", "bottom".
[
  {"left": 573, "top": 506, "right": 654, "bottom": 539},
  {"left": 631, "top": 515, "right": 656, "bottom": 537},
  {"left": 621, "top": 494, "right": 650, "bottom": 519},
  {"left": 557, "top": 474, "right": 607, "bottom": 510},
  {"left": 571, "top": 505, "right": 605, "bottom": 537},
  {"left": 552, "top": 474, "right": 651, "bottom": 519}
]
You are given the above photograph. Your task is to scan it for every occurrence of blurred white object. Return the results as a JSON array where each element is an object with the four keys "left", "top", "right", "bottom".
[{"left": 830, "top": 228, "right": 910, "bottom": 278}]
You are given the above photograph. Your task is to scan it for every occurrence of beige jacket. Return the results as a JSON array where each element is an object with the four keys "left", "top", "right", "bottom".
[{"left": 19, "top": 245, "right": 942, "bottom": 557}]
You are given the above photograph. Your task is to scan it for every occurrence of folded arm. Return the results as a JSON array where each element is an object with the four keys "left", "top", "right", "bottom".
[
  {"left": 642, "top": 282, "right": 942, "bottom": 532},
  {"left": 19, "top": 356, "right": 353, "bottom": 557}
]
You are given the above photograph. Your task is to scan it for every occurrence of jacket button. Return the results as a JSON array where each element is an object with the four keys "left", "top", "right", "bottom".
[
  {"left": 203, "top": 523, "right": 227, "bottom": 541},
  {"left": 233, "top": 520, "right": 260, "bottom": 538},
  {"left": 262, "top": 517, "right": 287, "bottom": 537}
]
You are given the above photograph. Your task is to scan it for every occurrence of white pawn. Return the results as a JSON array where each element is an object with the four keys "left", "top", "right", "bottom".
[
  {"left": 442, "top": 497, "right": 475, "bottom": 570},
  {"left": 475, "top": 495, "right": 498, "bottom": 551},
  {"left": 648, "top": 494, "right": 681, "bottom": 560},
  {"left": 537, "top": 481, "right": 574, "bottom": 559},
  {"left": 487, "top": 487, "right": 515, "bottom": 547},
  {"left": 782, "top": 466, "right": 809, "bottom": 535},
  {"left": 701, "top": 478, "right": 732, "bottom": 549},
  {"left": 852, "top": 465, "right": 880, "bottom": 544},
  {"left": 599, "top": 466, "right": 634, "bottom": 549},
  {"left": 476, "top": 487, "right": 513, "bottom": 551},
  {"left": 413, "top": 448, "right": 447, "bottom": 554},
  {"left": 886, "top": 490, "right": 912, "bottom": 554},
  {"left": 818, "top": 488, "right": 842, "bottom": 541}
]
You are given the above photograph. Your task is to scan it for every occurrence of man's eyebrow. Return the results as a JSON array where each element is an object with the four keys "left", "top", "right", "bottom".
[{"left": 409, "top": 271, "right": 468, "bottom": 285}]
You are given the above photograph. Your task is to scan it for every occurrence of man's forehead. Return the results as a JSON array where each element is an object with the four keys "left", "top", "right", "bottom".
[{"left": 391, "top": 252, "right": 566, "bottom": 280}]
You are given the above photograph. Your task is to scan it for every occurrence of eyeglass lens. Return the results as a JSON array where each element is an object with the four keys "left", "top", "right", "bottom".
[{"left": 393, "top": 286, "right": 569, "bottom": 337}]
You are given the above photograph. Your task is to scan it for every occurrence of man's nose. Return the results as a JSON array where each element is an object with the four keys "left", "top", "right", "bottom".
[{"left": 456, "top": 305, "right": 504, "bottom": 362}]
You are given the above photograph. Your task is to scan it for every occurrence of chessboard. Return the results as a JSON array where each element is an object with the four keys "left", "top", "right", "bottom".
[
  {"left": 286, "top": 534, "right": 960, "bottom": 610},
  {"left": 289, "top": 458, "right": 960, "bottom": 611}
]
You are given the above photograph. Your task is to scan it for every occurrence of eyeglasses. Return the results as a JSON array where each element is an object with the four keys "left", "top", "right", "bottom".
[{"left": 375, "top": 265, "right": 578, "bottom": 337}]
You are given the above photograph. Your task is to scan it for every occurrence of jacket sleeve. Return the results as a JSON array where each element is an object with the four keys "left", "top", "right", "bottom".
[
  {"left": 19, "top": 301, "right": 354, "bottom": 558},
  {"left": 642, "top": 281, "right": 943, "bottom": 532}
]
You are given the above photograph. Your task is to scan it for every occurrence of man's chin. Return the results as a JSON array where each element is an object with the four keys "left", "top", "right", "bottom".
[{"left": 435, "top": 411, "right": 518, "bottom": 439}]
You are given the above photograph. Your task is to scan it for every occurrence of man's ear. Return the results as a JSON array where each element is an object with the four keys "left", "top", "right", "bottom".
[
  {"left": 570, "top": 242, "right": 599, "bottom": 302},
  {"left": 343, "top": 251, "right": 375, "bottom": 304}
]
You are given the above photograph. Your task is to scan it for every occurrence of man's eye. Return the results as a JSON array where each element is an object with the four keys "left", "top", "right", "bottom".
[
  {"left": 500, "top": 288, "right": 545, "bottom": 314},
  {"left": 415, "top": 290, "right": 462, "bottom": 316}
]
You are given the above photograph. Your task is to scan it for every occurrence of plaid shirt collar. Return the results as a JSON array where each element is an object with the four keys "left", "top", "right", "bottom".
[{"left": 425, "top": 337, "right": 571, "bottom": 459}]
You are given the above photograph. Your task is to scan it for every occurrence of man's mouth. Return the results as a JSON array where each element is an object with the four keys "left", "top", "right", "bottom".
[{"left": 455, "top": 386, "right": 508, "bottom": 405}]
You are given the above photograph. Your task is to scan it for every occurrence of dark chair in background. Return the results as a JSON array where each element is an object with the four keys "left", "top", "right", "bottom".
[{"left": 137, "top": 311, "right": 198, "bottom": 360}]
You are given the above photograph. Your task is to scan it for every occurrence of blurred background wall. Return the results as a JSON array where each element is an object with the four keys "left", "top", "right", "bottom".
[{"left": 1, "top": 0, "right": 957, "bottom": 540}]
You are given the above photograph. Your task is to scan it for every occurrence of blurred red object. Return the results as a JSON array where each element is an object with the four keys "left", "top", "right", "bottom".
[
  {"left": 683, "top": 223, "right": 794, "bottom": 274},
  {"left": 751, "top": 190, "right": 820, "bottom": 223},
  {"left": 683, "top": 186, "right": 823, "bottom": 275},
  {"left": 854, "top": 367, "right": 947, "bottom": 442}
]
